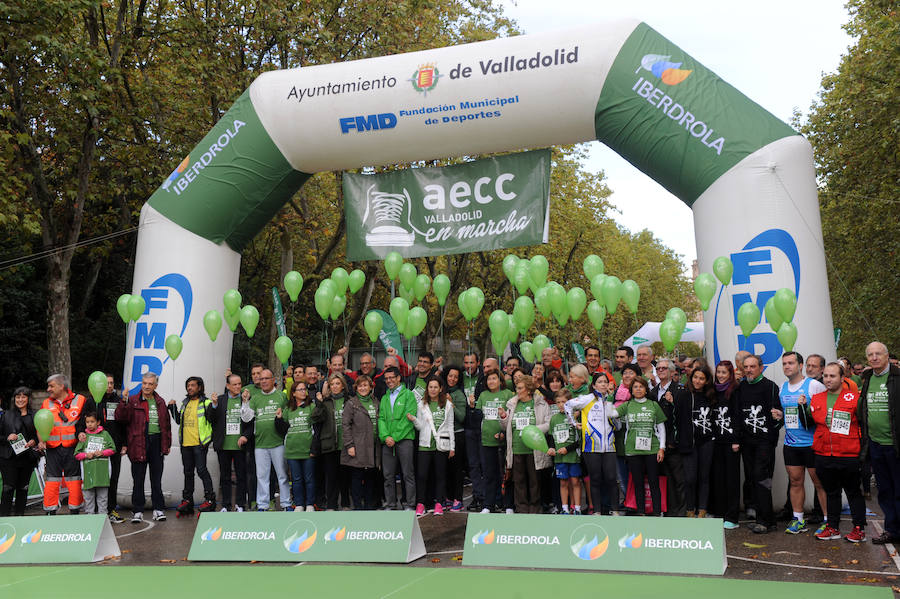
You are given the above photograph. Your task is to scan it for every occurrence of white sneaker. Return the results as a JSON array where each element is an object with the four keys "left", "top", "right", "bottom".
[
  {"left": 236, "top": 506, "right": 244, "bottom": 512},
  {"left": 305, "top": 505, "right": 315, "bottom": 512},
  {"left": 152, "top": 510, "right": 166, "bottom": 521},
  {"left": 505, "top": 508, "right": 514, "bottom": 515},
  {"left": 480, "top": 507, "right": 490, "bottom": 514},
  {"left": 131, "top": 512, "right": 143, "bottom": 523},
  {"left": 294, "top": 506, "right": 303, "bottom": 512},
  {"left": 219, "top": 507, "right": 228, "bottom": 512}
]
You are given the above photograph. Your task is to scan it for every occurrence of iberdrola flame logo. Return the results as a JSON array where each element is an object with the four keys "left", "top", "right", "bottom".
[
  {"left": 324, "top": 527, "right": 346, "bottom": 542},
  {"left": 617, "top": 532, "right": 643, "bottom": 551},
  {"left": 201, "top": 527, "right": 222, "bottom": 542},
  {"left": 284, "top": 529, "right": 317, "bottom": 553},
  {"left": 0, "top": 531, "right": 15, "bottom": 554},
  {"left": 570, "top": 524, "right": 609, "bottom": 561},
  {"left": 21, "top": 529, "right": 42, "bottom": 544},
  {"left": 470, "top": 529, "right": 495, "bottom": 545},
  {"left": 640, "top": 54, "right": 692, "bottom": 85}
]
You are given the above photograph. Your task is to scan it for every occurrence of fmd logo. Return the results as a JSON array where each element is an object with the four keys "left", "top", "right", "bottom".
[
  {"left": 712, "top": 229, "right": 800, "bottom": 368},
  {"left": 128, "top": 273, "right": 193, "bottom": 395},
  {"left": 339, "top": 113, "right": 397, "bottom": 134}
]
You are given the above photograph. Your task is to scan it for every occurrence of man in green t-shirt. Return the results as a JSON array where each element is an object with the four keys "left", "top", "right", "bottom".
[
  {"left": 859, "top": 342, "right": 900, "bottom": 544},
  {"left": 241, "top": 369, "right": 290, "bottom": 511},
  {"left": 406, "top": 351, "right": 434, "bottom": 402},
  {"left": 209, "top": 374, "right": 252, "bottom": 511}
]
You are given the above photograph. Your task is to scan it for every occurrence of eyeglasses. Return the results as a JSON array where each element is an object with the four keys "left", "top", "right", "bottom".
[
  {"left": 296, "top": 387, "right": 308, "bottom": 392},
  {"left": 259, "top": 376, "right": 273, "bottom": 380}
]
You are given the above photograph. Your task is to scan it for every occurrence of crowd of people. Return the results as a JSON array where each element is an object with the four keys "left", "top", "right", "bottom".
[{"left": 1, "top": 340, "right": 898, "bottom": 547}]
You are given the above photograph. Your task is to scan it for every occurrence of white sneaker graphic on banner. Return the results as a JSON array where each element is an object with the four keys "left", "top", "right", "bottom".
[{"left": 363, "top": 184, "right": 417, "bottom": 247}]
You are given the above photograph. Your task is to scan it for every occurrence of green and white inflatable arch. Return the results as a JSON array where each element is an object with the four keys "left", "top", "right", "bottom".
[{"left": 125, "top": 19, "right": 834, "bottom": 402}]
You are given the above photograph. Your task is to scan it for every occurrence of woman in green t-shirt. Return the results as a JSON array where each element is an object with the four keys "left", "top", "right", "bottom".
[
  {"left": 278, "top": 381, "right": 320, "bottom": 512},
  {"left": 472, "top": 370, "right": 513, "bottom": 512},
  {"left": 613, "top": 376, "right": 666, "bottom": 516},
  {"left": 412, "top": 375, "right": 455, "bottom": 516},
  {"left": 501, "top": 375, "right": 551, "bottom": 514},
  {"left": 313, "top": 374, "right": 348, "bottom": 510}
]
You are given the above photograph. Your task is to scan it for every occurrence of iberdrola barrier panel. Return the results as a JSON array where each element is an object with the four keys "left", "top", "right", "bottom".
[{"left": 121, "top": 20, "right": 834, "bottom": 500}]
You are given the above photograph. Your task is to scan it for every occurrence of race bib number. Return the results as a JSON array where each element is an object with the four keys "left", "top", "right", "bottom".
[
  {"left": 635, "top": 434, "right": 652, "bottom": 452},
  {"left": 86, "top": 437, "right": 105, "bottom": 453},
  {"left": 515, "top": 416, "right": 531, "bottom": 431},
  {"left": 483, "top": 406, "right": 499, "bottom": 421},
  {"left": 830, "top": 410, "right": 851, "bottom": 436},
  {"left": 784, "top": 406, "right": 799, "bottom": 429},
  {"left": 226, "top": 418, "right": 240, "bottom": 436},
  {"left": 413, "top": 387, "right": 425, "bottom": 401},
  {"left": 553, "top": 427, "right": 570, "bottom": 445},
  {"left": 10, "top": 434, "right": 27, "bottom": 455},
  {"left": 105, "top": 404, "right": 117, "bottom": 421}
]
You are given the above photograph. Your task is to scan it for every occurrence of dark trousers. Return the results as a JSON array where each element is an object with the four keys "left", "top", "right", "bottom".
[
  {"left": 448, "top": 431, "right": 466, "bottom": 501},
  {"left": 481, "top": 444, "right": 502, "bottom": 507},
  {"left": 741, "top": 441, "right": 776, "bottom": 526},
  {"left": 321, "top": 451, "right": 341, "bottom": 510},
  {"left": 816, "top": 455, "right": 866, "bottom": 529},
  {"left": 710, "top": 443, "right": 742, "bottom": 523},
  {"left": 416, "top": 450, "right": 449, "bottom": 506},
  {"left": 246, "top": 436, "right": 257, "bottom": 506},
  {"left": 288, "top": 457, "right": 316, "bottom": 507},
  {"left": 660, "top": 450, "right": 685, "bottom": 516},
  {"left": 512, "top": 453, "right": 540, "bottom": 513},
  {"left": 217, "top": 448, "right": 248, "bottom": 509},
  {"left": 682, "top": 441, "right": 714, "bottom": 511},
  {"left": 583, "top": 452, "right": 617, "bottom": 514},
  {"left": 870, "top": 441, "right": 900, "bottom": 535},
  {"left": 0, "top": 459, "right": 33, "bottom": 516},
  {"left": 132, "top": 434, "right": 165, "bottom": 512},
  {"left": 626, "top": 454, "right": 661, "bottom": 515},
  {"left": 350, "top": 466, "right": 380, "bottom": 510},
  {"left": 108, "top": 451, "right": 121, "bottom": 513},
  {"left": 181, "top": 444, "right": 214, "bottom": 501},
  {"left": 382, "top": 439, "right": 415, "bottom": 509},
  {"left": 465, "top": 429, "right": 484, "bottom": 503}
]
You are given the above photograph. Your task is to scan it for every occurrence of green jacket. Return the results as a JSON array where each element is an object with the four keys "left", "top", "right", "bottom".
[{"left": 378, "top": 384, "right": 417, "bottom": 443}]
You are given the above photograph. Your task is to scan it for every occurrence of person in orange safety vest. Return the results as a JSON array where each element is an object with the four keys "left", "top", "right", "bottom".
[{"left": 39, "top": 374, "right": 97, "bottom": 514}]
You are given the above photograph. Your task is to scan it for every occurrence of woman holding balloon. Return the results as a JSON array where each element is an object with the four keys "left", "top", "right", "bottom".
[
  {"left": 500, "top": 375, "right": 551, "bottom": 514},
  {"left": 472, "top": 370, "right": 513, "bottom": 512},
  {"left": 0, "top": 387, "right": 39, "bottom": 516}
]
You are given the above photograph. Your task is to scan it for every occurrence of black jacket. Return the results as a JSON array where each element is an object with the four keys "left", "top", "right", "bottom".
[
  {"left": 0, "top": 408, "right": 39, "bottom": 463},
  {"left": 97, "top": 391, "right": 125, "bottom": 448},
  {"left": 650, "top": 381, "right": 682, "bottom": 450},
  {"left": 712, "top": 386, "right": 742, "bottom": 445},
  {"left": 207, "top": 391, "right": 254, "bottom": 452},
  {"left": 738, "top": 377, "right": 783, "bottom": 445},
  {"left": 673, "top": 388, "right": 716, "bottom": 452},
  {"left": 858, "top": 364, "right": 900, "bottom": 455}
]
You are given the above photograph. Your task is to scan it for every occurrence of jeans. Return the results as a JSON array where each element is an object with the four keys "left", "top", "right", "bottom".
[
  {"left": 287, "top": 457, "right": 316, "bottom": 508},
  {"left": 449, "top": 431, "right": 466, "bottom": 501},
  {"left": 108, "top": 452, "right": 121, "bottom": 513},
  {"left": 132, "top": 433, "right": 165, "bottom": 512},
  {"left": 583, "top": 452, "right": 617, "bottom": 514},
  {"left": 465, "top": 429, "right": 484, "bottom": 503},
  {"left": 83, "top": 487, "right": 109, "bottom": 515},
  {"left": 626, "top": 454, "right": 661, "bottom": 515},
  {"left": 181, "top": 444, "right": 214, "bottom": 501},
  {"left": 816, "top": 455, "right": 866, "bottom": 529},
  {"left": 481, "top": 444, "right": 502, "bottom": 507},
  {"left": 321, "top": 451, "right": 341, "bottom": 510},
  {"left": 350, "top": 466, "right": 380, "bottom": 510},
  {"left": 869, "top": 441, "right": 900, "bottom": 535},
  {"left": 254, "top": 445, "right": 290, "bottom": 510},
  {"left": 217, "top": 448, "right": 248, "bottom": 509},
  {"left": 682, "top": 440, "right": 714, "bottom": 511},
  {"left": 416, "top": 450, "right": 449, "bottom": 506},
  {"left": 741, "top": 442, "right": 776, "bottom": 526},
  {"left": 382, "top": 440, "right": 415, "bottom": 509}
]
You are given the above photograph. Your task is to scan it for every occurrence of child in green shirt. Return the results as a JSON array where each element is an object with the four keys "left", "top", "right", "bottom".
[
  {"left": 548, "top": 389, "right": 581, "bottom": 514},
  {"left": 74, "top": 411, "right": 115, "bottom": 515}
]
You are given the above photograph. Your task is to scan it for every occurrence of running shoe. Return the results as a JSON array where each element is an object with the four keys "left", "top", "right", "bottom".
[
  {"left": 415, "top": 503, "right": 425, "bottom": 517},
  {"left": 785, "top": 519, "right": 808, "bottom": 534},
  {"left": 561, "top": 508, "right": 570, "bottom": 515},
  {"left": 152, "top": 510, "right": 166, "bottom": 521},
  {"left": 844, "top": 526, "right": 866, "bottom": 543},
  {"left": 108, "top": 510, "right": 125, "bottom": 524},
  {"left": 748, "top": 523, "right": 776, "bottom": 534},
  {"left": 434, "top": 502, "right": 444, "bottom": 516},
  {"left": 505, "top": 508, "right": 514, "bottom": 515},
  {"left": 723, "top": 521, "right": 739, "bottom": 530},
  {"left": 573, "top": 507, "right": 582, "bottom": 516},
  {"left": 480, "top": 507, "right": 491, "bottom": 514},
  {"left": 450, "top": 500, "right": 463, "bottom": 512},
  {"left": 873, "top": 532, "right": 898, "bottom": 545},
  {"left": 815, "top": 524, "right": 841, "bottom": 540},
  {"left": 131, "top": 512, "right": 143, "bottom": 523},
  {"left": 815, "top": 522, "right": 829, "bottom": 536}
]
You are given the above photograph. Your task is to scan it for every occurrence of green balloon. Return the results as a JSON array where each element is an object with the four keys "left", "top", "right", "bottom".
[
  {"left": 548, "top": 284, "right": 567, "bottom": 316},
  {"left": 319, "top": 278, "right": 337, "bottom": 299},
  {"left": 502, "top": 254, "right": 519, "bottom": 285},
  {"left": 390, "top": 297, "right": 410, "bottom": 332},
  {"left": 659, "top": 319, "right": 681, "bottom": 352},
  {"left": 127, "top": 294, "right": 146, "bottom": 321},
  {"left": 432, "top": 274, "right": 450, "bottom": 307},
  {"left": 587, "top": 300, "right": 606, "bottom": 331},
  {"left": 87, "top": 370, "right": 107, "bottom": 403},
  {"left": 521, "top": 424, "right": 549, "bottom": 453},
  {"left": 240, "top": 305, "right": 260, "bottom": 337},
  {"left": 331, "top": 267, "right": 349, "bottom": 296},
  {"left": 764, "top": 296, "right": 784, "bottom": 332},
  {"left": 407, "top": 306, "right": 427, "bottom": 337},
  {"left": 532, "top": 334, "right": 551, "bottom": 358},
  {"left": 284, "top": 271, "right": 303, "bottom": 302},
  {"left": 713, "top": 256, "right": 734, "bottom": 286},
  {"left": 224, "top": 308, "right": 240, "bottom": 332},
  {"left": 34, "top": 408, "right": 54, "bottom": 442},
  {"left": 507, "top": 314, "right": 518, "bottom": 345},
  {"left": 622, "top": 280, "right": 640, "bottom": 315},
  {"left": 223, "top": 289, "right": 242, "bottom": 314},
  {"left": 364, "top": 311, "right": 383, "bottom": 343},
  {"left": 737, "top": 301, "right": 761, "bottom": 338},
  {"left": 384, "top": 251, "right": 403, "bottom": 281},
  {"left": 519, "top": 341, "right": 535, "bottom": 363},
  {"left": 489, "top": 310, "right": 509, "bottom": 338},
  {"left": 601, "top": 276, "right": 623, "bottom": 315},
  {"left": 583, "top": 254, "right": 604, "bottom": 281},
  {"left": 330, "top": 294, "right": 347, "bottom": 320},
  {"left": 165, "top": 334, "right": 183, "bottom": 360},
  {"left": 203, "top": 310, "right": 223, "bottom": 341},
  {"left": 314, "top": 285, "right": 333, "bottom": 320},
  {"left": 274, "top": 335, "right": 293, "bottom": 364},
  {"left": 554, "top": 305, "right": 569, "bottom": 327},
  {"left": 491, "top": 332, "right": 506, "bottom": 358},
  {"left": 566, "top": 287, "right": 587, "bottom": 320},
  {"left": 777, "top": 321, "right": 798, "bottom": 352},
  {"left": 534, "top": 286, "right": 551, "bottom": 318},
  {"left": 348, "top": 269, "right": 366, "bottom": 294},
  {"left": 590, "top": 273, "right": 607, "bottom": 301},
  {"left": 666, "top": 307, "right": 687, "bottom": 335},
  {"left": 116, "top": 294, "right": 131, "bottom": 324},
  {"left": 513, "top": 296, "right": 535, "bottom": 333},
  {"left": 399, "top": 283, "right": 416, "bottom": 306},
  {"left": 529, "top": 255, "right": 549, "bottom": 289},
  {"left": 414, "top": 273, "right": 431, "bottom": 302},
  {"left": 467, "top": 287, "right": 485, "bottom": 320},
  {"left": 774, "top": 287, "right": 797, "bottom": 323},
  {"left": 398, "top": 263, "right": 417, "bottom": 291},
  {"left": 693, "top": 273, "right": 717, "bottom": 311},
  {"left": 457, "top": 290, "right": 472, "bottom": 321},
  {"left": 514, "top": 260, "right": 531, "bottom": 295}
]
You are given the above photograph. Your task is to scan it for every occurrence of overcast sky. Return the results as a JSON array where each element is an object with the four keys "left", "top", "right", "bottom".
[{"left": 499, "top": 0, "right": 854, "bottom": 272}]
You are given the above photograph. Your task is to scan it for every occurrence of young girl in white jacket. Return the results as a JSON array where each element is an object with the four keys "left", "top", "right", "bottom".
[{"left": 411, "top": 375, "right": 455, "bottom": 516}]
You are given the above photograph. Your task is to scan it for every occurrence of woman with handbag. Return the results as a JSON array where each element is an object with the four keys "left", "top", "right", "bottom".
[{"left": 411, "top": 375, "right": 455, "bottom": 516}]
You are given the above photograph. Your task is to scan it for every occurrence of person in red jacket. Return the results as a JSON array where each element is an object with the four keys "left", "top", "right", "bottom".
[{"left": 804, "top": 362, "right": 866, "bottom": 543}]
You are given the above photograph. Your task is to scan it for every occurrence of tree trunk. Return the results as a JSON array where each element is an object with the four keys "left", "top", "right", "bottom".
[{"left": 46, "top": 256, "right": 72, "bottom": 379}]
